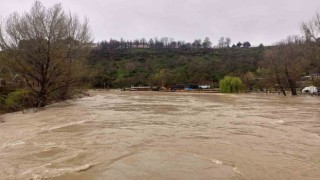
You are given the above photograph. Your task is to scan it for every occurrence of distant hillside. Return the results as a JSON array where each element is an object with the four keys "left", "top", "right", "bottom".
[{"left": 87, "top": 47, "right": 266, "bottom": 88}]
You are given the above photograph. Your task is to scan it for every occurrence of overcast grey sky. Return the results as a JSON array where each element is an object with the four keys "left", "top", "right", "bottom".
[{"left": 0, "top": 0, "right": 319, "bottom": 46}]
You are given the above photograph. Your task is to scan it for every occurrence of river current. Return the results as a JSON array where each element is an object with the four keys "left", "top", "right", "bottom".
[{"left": 0, "top": 91, "right": 319, "bottom": 179}]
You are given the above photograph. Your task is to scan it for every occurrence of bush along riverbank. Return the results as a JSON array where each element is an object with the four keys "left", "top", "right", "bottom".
[
  {"left": 0, "top": 87, "right": 36, "bottom": 114},
  {"left": 0, "top": 87, "right": 90, "bottom": 115}
]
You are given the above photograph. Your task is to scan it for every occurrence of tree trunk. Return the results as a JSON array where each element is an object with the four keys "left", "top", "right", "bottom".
[
  {"left": 39, "top": 81, "right": 47, "bottom": 107},
  {"left": 287, "top": 78, "right": 297, "bottom": 95},
  {"left": 274, "top": 67, "right": 286, "bottom": 96},
  {"left": 39, "top": 95, "right": 47, "bottom": 107},
  {"left": 284, "top": 66, "right": 297, "bottom": 96}
]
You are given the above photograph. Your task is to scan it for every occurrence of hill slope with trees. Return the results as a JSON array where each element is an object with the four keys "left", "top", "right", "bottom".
[{"left": 87, "top": 46, "right": 266, "bottom": 89}]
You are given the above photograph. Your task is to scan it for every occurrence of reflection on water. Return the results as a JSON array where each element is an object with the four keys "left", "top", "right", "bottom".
[{"left": 0, "top": 91, "right": 319, "bottom": 180}]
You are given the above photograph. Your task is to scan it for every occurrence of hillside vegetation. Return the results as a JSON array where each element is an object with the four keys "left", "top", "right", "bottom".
[{"left": 87, "top": 46, "right": 266, "bottom": 88}]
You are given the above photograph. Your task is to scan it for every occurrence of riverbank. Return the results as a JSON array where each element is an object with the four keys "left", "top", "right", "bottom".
[{"left": 0, "top": 89, "right": 91, "bottom": 116}]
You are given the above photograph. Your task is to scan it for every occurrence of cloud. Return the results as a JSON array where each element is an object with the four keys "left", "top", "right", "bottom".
[{"left": 0, "top": 0, "right": 319, "bottom": 45}]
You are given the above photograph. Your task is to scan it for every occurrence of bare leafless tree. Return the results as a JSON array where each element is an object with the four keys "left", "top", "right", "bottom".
[
  {"left": 202, "top": 37, "right": 212, "bottom": 49},
  {"left": 217, "top": 37, "right": 231, "bottom": 48},
  {"left": 262, "top": 36, "right": 306, "bottom": 96},
  {"left": 225, "top": 37, "right": 231, "bottom": 47},
  {"left": 301, "top": 12, "right": 320, "bottom": 73},
  {"left": 302, "top": 12, "right": 320, "bottom": 42},
  {"left": 263, "top": 48, "right": 287, "bottom": 96},
  {"left": 218, "top": 37, "right": 225, "bottom": 48},
  {"left": 0, "top": 1, "right": 92, "bottom": 106}
]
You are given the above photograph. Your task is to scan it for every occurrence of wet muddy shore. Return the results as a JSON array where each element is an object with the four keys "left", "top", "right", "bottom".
[{"left": 0, "top": 91, "right": 319, "bottom": 180}]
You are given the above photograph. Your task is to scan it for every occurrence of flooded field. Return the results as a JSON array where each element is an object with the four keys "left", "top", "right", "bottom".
[{"left": 0, "top": 91, "right": 319, "bottom": 180}]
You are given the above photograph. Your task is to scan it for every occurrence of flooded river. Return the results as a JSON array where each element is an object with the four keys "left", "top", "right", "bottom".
[{"left": 0, "top": 91, "right": 319, "bottom": 180}]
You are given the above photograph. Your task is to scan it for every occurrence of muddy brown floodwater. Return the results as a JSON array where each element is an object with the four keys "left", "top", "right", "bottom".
[{"left": 0, "top": 91, "right": 320, "bottom": 180}]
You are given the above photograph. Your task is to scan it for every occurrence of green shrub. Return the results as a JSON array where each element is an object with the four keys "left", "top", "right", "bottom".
[
  {"left": 0, "top": 95, "right": 6, "bottom": 110},
  {"left": 0, "top": 87, "right": 12, "bottom": 112},
  {"left": 219, "top": 76, "right": 245, "bottom": 93},
  {"left": 5, "top": 89, "right": 33, "bottom": 110}
]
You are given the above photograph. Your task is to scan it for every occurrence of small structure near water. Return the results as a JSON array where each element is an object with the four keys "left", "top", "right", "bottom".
[
  {"left": 124, "top": 84, "right": 214, "bottom": 92},
  {"left": 302, "top": 86, "right": 319, "bottom": 95},
  {"left": 129, "top": 86, "right": 159, "bottom": 91}
]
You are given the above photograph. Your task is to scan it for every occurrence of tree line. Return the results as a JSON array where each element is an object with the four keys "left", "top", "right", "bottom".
[{"left": 96, "top": 36, "right": 253, "bottom": 51}]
